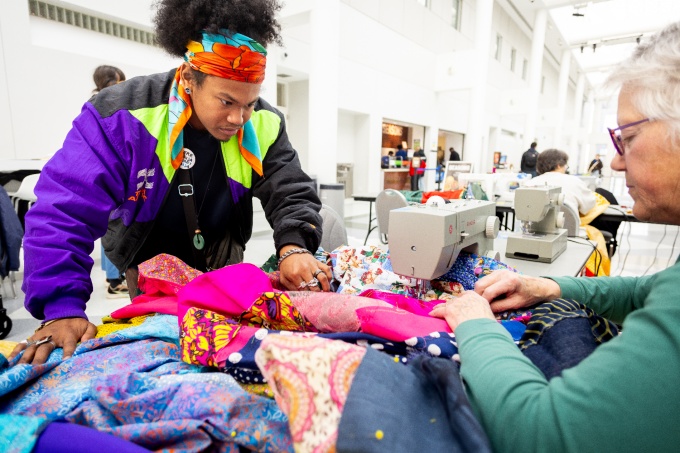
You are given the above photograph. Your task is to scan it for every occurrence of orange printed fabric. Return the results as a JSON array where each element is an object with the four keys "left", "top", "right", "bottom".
[{"left": 185, "top": 30, "right": 267, "bottom": 83}]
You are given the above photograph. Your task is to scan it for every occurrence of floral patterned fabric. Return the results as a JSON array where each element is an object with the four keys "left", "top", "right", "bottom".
[{"left": 255, "top": 335, "right": 366, "bottom": 453}]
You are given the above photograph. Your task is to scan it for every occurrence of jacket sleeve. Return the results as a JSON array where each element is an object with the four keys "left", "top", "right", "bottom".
[
  {"left": 22, "top": 104, "right": 130, "bottom": 320},
  {"left": 253, "top": 108, "right": 322, "bottom": 255}
]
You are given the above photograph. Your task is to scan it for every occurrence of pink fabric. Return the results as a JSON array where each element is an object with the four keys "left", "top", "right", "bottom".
[
  {"left": 110, "top": 254, "right": 203, "bottom": 319},
  {"left": 288, "top": 292, "right": 391, "bottom": 333},
  {"left": 176, "top": 262, "right": 274, "bottom": 325},
  {"left": 358, "top": 289, "right": 442, "bottom": 316},
  {"left": 356, "top": 306, "right": 452, "bottom": 341}
]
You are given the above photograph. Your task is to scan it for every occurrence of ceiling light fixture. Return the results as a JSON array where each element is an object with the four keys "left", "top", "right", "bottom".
[{"left": 572, "top": 3, "right": 587, "bottom": 17}]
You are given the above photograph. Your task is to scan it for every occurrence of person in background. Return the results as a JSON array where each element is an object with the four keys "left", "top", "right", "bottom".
[
  {"left": 428, "top": 21, "right": 680, "bottom": 451},
  {"left": 526, "top": 148, "right": 596, "bottom": 215},
  {"left": 520, "top": 141, "right": 539, "bottom": 177},
  {"left": 588, "top": 153, "right": 604, "bottom": 175},
  {"left": 92, "top": 65, "right": 129, "bottom": 299},
  {"left": 13, "top": 0, "right": 330, "bottom": 365},
  {"left": 449, "top": 146, "right": 461, "bottom": 161},
  {"left": 394, "top": 143, "right": 408, "bottom": 160}
]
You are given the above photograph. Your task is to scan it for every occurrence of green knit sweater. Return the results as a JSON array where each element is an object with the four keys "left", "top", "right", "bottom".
[{"left": 455, "top": 259, "right": 680, "bottom": 452}]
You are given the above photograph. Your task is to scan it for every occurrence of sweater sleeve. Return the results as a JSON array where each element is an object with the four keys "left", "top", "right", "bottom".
[
  {"left": 253, "top": 103, "right": 322, "bottom": 254},
  {"left": 22, "top": 104, "right": 129, "bottom": 321},
  {"left": 550, "top": 273, "right": 655, "bottom": 324},
  {"left": 456, "top": 262, "right": 680, "bottom": 452}
]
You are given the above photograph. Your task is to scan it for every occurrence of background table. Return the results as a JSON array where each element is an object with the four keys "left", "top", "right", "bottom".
[
  {"left": 494, "top": 235, "right": 595, "bottom": 277},
  {"left": 352, "top": 193, "right": 379, "bottom": 245}
]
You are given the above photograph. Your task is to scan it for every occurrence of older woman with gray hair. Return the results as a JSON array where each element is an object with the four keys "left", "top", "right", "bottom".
[
  {"left": 429, "top": 21, "right": 680, "bottom": 452},
  {"left": 527, "top": 148, "right": 596, "bottom": 215}
]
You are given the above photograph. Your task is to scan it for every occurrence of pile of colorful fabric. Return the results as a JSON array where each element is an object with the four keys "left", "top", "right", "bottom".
[{"left": 0, "top": 247, "right": 564, "bottom": 451}]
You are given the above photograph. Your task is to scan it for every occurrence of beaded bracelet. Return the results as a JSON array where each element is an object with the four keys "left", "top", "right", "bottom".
[{"left": 277, "top": 247, "right": 312, "bottom": 269}]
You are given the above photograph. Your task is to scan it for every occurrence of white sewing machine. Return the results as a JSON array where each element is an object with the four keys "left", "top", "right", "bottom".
[
  {"left": 505, "top": 186, "right": 568, "bottom": 263},
  {"left": 388, "top": 199, "right": 500, "bottom": 281}
]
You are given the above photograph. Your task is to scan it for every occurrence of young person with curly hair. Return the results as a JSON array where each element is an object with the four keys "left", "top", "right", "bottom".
[{"left": 14, "top": 0, "right": 331, "bottom": 365}]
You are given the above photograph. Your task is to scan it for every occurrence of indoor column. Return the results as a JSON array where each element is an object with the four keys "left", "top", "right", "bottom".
[
  {"left": 465, "top": 0, "right": 493, "bottom": 174},
  {"left": 523, "top": 8, "right": 548, "bottom": 148},
  {"left": 554, "top": 49, "right": 571, "bottom": 149},
  {"left": 308, "top": 0, "right": 340, "bottom": 185}
]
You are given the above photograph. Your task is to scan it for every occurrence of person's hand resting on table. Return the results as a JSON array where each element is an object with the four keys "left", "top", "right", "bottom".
[
  {"left": 8, "top": 317, "right": 97, "bottom": 366},
  {"left": 429, "top": 270, "right": 562, "bottom": 330},
  {"left": 277, "top": 245, "right": 333, "bottom": 292}
]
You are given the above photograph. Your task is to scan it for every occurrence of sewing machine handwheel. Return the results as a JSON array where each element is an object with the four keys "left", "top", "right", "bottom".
[{"left": 485, "top": 216, "right": 500, "bottom": 238}]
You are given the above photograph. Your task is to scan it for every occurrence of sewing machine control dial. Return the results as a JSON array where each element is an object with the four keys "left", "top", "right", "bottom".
[{"left": 485, "top": 216, "right": 500, "bottom": 239}]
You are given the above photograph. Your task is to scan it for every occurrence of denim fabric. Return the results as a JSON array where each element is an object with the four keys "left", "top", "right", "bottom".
[
  {"left": 337, "top": 347, "right": 491, "bottom": 453},
  {"left": 101, "top": 245, "right": 120, "bottom": 280},
  {"left": 522, "top": 317, "right": 600, "bottom": 380}
]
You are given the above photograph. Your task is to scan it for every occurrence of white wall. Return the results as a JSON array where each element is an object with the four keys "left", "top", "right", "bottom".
[
  {"left": 1, "top": 0, "right": 600, "bottom": 194},
  {"left": 0, "top": 1, "right": 176, "bottom": 161}
]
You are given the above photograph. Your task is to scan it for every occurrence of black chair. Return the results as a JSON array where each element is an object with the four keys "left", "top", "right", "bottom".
[{"left": 591, "top": 188, "right": 622, "bottom": 258}]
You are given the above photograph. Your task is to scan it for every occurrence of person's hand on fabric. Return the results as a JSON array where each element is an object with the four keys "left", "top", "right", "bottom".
[
  {"left": 473, "top": 270, "right": 561, "bottom": 313},
  {"left": 278, "top": 245, "right": 333, "bottom": 292},
  {"left": 9, "top": 317, "right": 97, "bottom": 365},
  {"left": 429, "top": 291, "right": 496, "bottom": 331}
]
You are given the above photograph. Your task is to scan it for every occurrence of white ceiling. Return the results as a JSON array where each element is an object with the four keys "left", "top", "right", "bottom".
[{"left": 528, "top": 0, "right": 680, "bottom": 90}]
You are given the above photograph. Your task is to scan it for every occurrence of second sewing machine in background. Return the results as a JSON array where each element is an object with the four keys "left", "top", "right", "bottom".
[{"left": 505, "top": 186, "right": 568, "bottom": 263}]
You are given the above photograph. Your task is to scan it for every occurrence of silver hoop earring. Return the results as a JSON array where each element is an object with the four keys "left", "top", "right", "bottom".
[{"left": 184, "top": 87, "right": 191, "bottom": 94}]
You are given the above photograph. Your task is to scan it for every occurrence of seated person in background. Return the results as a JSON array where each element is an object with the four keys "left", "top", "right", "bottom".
[{"left": 526, "top": 148, "right": 596, "bottom": 215}]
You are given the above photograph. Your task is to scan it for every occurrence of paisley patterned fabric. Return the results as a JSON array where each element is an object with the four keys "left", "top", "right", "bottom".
[
  {"left": 0, "top": 315, "right": 292, "bottom": 453},
  {"left": 255, "top": 335, "right": 366, "bottom": 452}
]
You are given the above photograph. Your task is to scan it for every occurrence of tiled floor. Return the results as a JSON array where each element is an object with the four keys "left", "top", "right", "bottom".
[{"left": 3, "top": 182, "right": 678, "bottom": 343}]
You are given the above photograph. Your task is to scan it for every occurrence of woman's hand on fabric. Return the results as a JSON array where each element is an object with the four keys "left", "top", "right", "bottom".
[
  {"left": 429, "top": 291, "right": 496, "bottom": 331},
  {"left": 279, "top": 250, "right": 333, "bottom": 292},
  {"left": 8, "top": 317, "right": 97, "bottom": 365},
  {"left": 473, "top": 270, "right": 561, "bottom": 313}
]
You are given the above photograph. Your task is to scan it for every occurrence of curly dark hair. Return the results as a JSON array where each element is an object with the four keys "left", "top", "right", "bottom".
[
  {"left": 536, "top": 149, "right": 569, "bottom": 175},
  {"left": 153, "top": 0, "right": 283, "bottom": 57}
]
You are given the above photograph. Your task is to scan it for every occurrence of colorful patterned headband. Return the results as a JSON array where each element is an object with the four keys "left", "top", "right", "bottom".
[
  {"left": 185, "top": 29, "right": 267, "bottom": 84},
  {"left": 167, "top": 29, "right": 266, "bottom": 174}
]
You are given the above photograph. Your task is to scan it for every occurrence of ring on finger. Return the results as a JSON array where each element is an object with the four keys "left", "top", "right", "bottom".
[
  {"left": 47, "top": 340, "right": 57, "bottom": 348},
  {"left": 298, "top": 281, "right": 308, "bottom": 290},
  {"left": 313, "top": 269, "right": 323, "bottom": 278},
  {"left": 33, "top": 335, "right": 53, "bottom": 347},
  {"left": 307, "top": 278, "right": 319, "bottom": 287}
]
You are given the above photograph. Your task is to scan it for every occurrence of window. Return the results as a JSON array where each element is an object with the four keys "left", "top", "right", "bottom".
[
  {"left": 28, "top": 0, "right": 156, "bottom": 46},
  {"left": 495, "top": 34, "right": 503, "bottom": 61},
  {"left": 451, "top": 0, "right": 461, "bottom": 30},
  {"left": 522, "top": 58, "right": 528, "bottom": 80},
  {"left": 510, "top": 48, "right": 517, "bottom": 72}
]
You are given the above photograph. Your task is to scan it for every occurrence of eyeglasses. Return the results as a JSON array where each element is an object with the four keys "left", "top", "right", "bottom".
[{"left": 607, "top": 118, "right": 653, "bottom": 156}]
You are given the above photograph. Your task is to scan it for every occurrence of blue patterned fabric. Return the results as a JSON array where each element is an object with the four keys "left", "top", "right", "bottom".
[
  {"left": 437, "top": 252, "right": 518, "bottom": 290},
  {"left": 0, "top": 415, "right": 47, "bottom": 453},
  {"left": 0, "top": 315, "right": 292, "bottom": 452}
]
